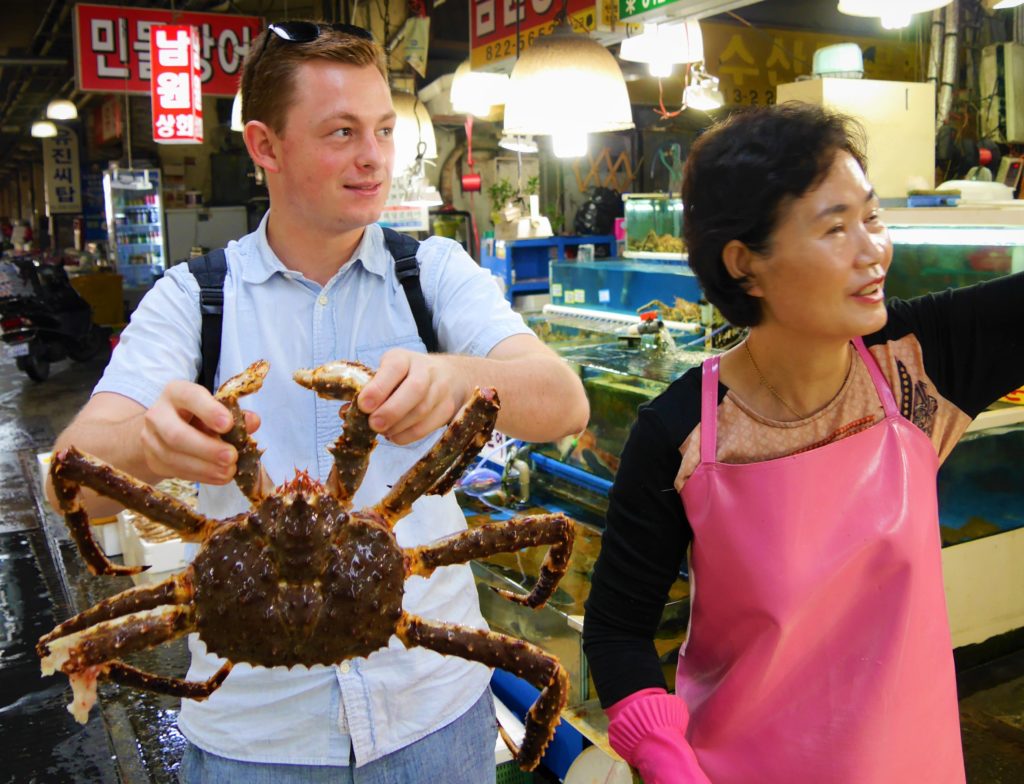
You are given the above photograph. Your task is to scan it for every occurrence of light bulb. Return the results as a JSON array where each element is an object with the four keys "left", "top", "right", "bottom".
[
  {"left": 649, "top": 61, "right": 674, "bottom": 78},
  {"left": 880, "top": 10, "right": 912, "bottom": 27},
  {"left": 31, "top": 120, "right": 58, "bottom": 138},
  {"left": 46, "top": 99, "right": 78, "bottom": 120},
  {"left": 552, "top": 130, "right": 587, "bottom": 158}
]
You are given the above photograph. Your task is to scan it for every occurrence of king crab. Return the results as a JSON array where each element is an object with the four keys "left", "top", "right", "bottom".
[{"left": 38, "top": 360, "right": 575, "bottom": 771}]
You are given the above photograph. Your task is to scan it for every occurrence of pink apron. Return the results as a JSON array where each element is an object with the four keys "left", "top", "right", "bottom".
[{"left": 678, "top": 338, "right": 965, "bottom": 783}]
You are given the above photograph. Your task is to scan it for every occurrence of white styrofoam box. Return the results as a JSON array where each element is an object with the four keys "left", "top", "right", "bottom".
[
  {"left": 118, "top": 510, "right": 188, "bottom": 576},
  {"left": 37, "top": 451, "right": 52, "bottom": 488},
  {"left": 91, "top": 518, "right": 122, "bottom": 556},
  {"left": 494, "top": 695, "right": 525, "bottom": 765}
]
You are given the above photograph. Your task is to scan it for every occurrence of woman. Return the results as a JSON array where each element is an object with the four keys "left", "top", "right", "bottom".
[{"left": 582, "top": 103, "right": 1024, "bottom": 783}]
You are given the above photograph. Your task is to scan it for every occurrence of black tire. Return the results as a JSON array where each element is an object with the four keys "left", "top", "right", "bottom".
[
  {"left": 68, "top": 325, "right": 107, "bottom": 362},
  {"left": 16, "top": 347, "right": 50, "bottom": 382}
]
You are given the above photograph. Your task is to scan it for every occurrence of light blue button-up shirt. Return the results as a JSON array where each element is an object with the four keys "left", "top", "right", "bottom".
[{"left": 94, "top": 214, "right": 533, "bottom": 765}]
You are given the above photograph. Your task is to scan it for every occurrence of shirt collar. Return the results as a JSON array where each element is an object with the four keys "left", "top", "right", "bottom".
[{"left": 240, "top": 213, "right": 388, "bottom": 284}]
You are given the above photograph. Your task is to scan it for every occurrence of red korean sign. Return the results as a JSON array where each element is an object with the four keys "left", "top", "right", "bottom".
[
  {"left": 150, "top": 25, "right": 203, "bottom": 144},
  {"left": 470, "top": 0, "right": 596, "bottom": 69},
  {"left": 74, "top": 3, "right": 260, "bottom": 96}
]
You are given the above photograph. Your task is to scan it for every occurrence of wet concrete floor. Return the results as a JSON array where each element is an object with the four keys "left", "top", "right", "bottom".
[{"left": 0, "top": 351, "right": 1022, "bottom": 782}]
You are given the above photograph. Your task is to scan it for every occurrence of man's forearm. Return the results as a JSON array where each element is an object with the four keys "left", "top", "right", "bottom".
[
  {"left": 446, "top": 353, "right": 588, "bottom": 441},
  {"left": 45, "top": 406, "right": 161, "bottom": 516}
]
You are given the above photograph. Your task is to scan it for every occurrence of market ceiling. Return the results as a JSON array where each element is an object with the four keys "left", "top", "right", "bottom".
[{"left": 0, "top": 0, "right": 890, "bottom": 189}]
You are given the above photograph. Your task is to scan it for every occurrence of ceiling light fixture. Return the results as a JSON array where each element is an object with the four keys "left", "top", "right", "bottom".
[
  {"left": 683, "top": 68, "right": 725, "bottom": 112},
  {"left": 45, "top": 99, "right": 78, "bottom": 121},
  {"left": 619, "top": 21, "right": 704, "bottom": 78},
  {"left": 392, "top": 91, "right": 437, "bottom": 175},
  {"left": 503, "top": 19, "right": 633, "bottom": 159},
  {"left": 31, "top": 120, "right": 58, "bottom": 138},
  {"left": 498, "top": 133, "right": 539, "bottom": 153},
  {"left": 450, "top": 60, "right": 509, "bottom": 117},
  {"left": 837, "top": 0, "right": 953, "bottom": 29},
  {"left": 230, "top": 90, "right": 243, "bottom": 132}
]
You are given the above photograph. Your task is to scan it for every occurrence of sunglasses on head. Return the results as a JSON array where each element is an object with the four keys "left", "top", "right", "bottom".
[
  {"left": 248, "top": 21, "right": 374, "bottom": 71},
  {"left": 268, "top": 21, "right": 373, "bottom": 43}
]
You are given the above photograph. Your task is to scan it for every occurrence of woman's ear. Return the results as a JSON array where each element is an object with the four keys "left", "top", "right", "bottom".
[
  {"left": 722, "top": 240, "right": 764, "bottom": 298},
  {"left": 243, "top": 121, "right": 281, "bottom": 174}
]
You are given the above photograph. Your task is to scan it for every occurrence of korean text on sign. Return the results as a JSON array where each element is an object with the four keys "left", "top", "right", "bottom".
[{"left": 150, "top": 25, "right": 204, "bottom": 144}]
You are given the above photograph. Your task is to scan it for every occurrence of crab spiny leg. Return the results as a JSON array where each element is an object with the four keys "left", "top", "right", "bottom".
[
  {"left": 52, "top": 448, "right": 215, "bottom": 572},
  {"left": 37, "top": 570, "right": 193, "bottom": 657},
  {"left": 397, "top": 613, "right": 569, "bottom": 772},
  {"left": 40, "top": 605, "right": 198, "bottom": 723},
  {"left": 405, "top": 514, "right": 575, "bottom": 609},
  {"left": 375, "top": 388, "right": 500, "bottom": 525},
  {"left": 105, "top": 659, "right": 232, "bottom": 700},
  {"left": 215, "top": 360, "right": 270, "bottom": 502},
  {"left": 293, "top": 361, "right": 377, "bottom": 507}
]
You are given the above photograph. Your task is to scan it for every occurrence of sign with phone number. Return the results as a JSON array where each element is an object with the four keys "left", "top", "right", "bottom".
[{"left": 470, "top": 0, "right": 596, "bottom": 70}]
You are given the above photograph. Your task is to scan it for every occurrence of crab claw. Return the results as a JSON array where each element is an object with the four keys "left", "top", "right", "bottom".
[
  {"left": 292, "top": 360, "right": 374, "bottom": 401},
  {"left": 293, "top": 361, "right": 378, "bottom": 508},
  {"left": 215, "top": 360, "right": 270, "bottom": 501}
]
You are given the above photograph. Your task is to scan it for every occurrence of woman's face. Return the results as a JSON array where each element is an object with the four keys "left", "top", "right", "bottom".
[{"left": 747, "top": 150, "right": 892, "bottom": 341}]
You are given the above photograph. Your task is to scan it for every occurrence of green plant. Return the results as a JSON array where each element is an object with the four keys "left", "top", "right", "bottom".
[
  {"left": 488, "top": 178, "right": 516, "bottom": 214},
  {"left": 525, "top": 175, "right": 540, "bottom": 196}
]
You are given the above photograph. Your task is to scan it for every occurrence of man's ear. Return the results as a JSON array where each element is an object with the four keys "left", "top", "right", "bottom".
[
  {"left": 721, "top": 239, "right": 764, "bottom": 298},
  {"left": 242, "top": 121, "right": 281, "bottom": 174}
]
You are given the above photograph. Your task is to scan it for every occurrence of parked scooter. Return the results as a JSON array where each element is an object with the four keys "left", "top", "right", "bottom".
[{"left": 0, "top": 255, "right": 110, "bottom": 382}]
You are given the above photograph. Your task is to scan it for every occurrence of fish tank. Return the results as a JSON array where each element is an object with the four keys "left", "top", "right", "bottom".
[
  {"left": 886, "top": 218, "right": 1024, "bottom": 299},
  {"left": 548, "top": 259, "right": 702, "bottom": 316},
  {"left": 872, "top": 210, "right": 1024, "bottom": 545},
  {"left": 459, "top": 489, "right": 690, "bottom": 707},
  {"left": 623, "top": 193, "right": 685, "bottom": 260}
]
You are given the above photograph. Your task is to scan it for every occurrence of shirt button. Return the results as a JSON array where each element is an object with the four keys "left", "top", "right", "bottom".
[
  {"left": 339, "top": 662, "right": 351, "bottom": 674},
  {"left": 318, "top": 295, "right": 328, "bottom": 306}
]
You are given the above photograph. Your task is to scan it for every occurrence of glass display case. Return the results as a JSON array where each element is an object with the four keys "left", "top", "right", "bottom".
[
  {"left": 623, "top": 193, "right": 684, "bottom": 260},
  {"left": 103, "top": 167, "right": 166, "bottom": 288},
  {"left": 886, "top": 218, "right": 1024, "bottom": 299},
  {"left": 548, "top": 259, "right": 702, "bottom": 315}
]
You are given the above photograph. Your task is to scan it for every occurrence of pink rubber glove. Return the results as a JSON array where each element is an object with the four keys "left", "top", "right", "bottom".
[{"left": 606, "top": 688, "right": 712, "bottom": 784}]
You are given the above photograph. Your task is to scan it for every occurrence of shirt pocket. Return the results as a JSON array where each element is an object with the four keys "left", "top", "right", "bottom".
[{"left": 356, "top": 335, "right": 435, "bottom": 452}]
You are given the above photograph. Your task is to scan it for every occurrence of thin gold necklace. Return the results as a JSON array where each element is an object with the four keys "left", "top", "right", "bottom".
[{"left": 743, "top": 339, "right": 805, "bottom": 420}]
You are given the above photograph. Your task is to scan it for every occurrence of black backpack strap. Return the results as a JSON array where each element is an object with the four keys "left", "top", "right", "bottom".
[
  {"left": 187, "top": 249, "right": 228, "bottom": 394},
  {"left": 382, "top": 227, "right": 439, "bottom": 353}
]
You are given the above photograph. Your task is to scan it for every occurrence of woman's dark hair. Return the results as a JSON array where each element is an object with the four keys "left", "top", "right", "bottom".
[{"left": 681, "top": 103, "right": 866, "bottom": 326}]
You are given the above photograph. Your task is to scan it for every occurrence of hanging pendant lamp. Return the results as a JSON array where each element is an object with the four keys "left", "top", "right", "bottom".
[
  {"left": 838, "top": 0, "right": 953, "bottom": 29},
  {"left": 619, "top": 21, "right": 704, "bottom": 78},
  {"left": 503, "top": 20, "right": 633, "bottom": 158},
  {"left": 450, "top": 60, "right": 509, "bottom": 117},
  {"left": 46, "top": 99, "right": 78, "bottom": 121},
  {"left": 392, "top": 91, "right": 437, "bottom": 174},
  {"left": 31, "top": 120, "right": 58, "bottom": 138}
]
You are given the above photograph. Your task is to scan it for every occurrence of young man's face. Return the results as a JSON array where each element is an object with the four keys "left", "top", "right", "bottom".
[{"left": 274, "top": 61, "right": 396, "bottom": 234}]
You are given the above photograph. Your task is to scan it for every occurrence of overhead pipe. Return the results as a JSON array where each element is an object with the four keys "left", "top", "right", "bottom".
[
  {"left": 926, "top": 8, "right": 944, "bottom": 113},
  {"left": 936, "top": 0, "right": 960, "bottom": 133},
  {"left": 0, "top": 56, "right": 69, "bottom": 67}
]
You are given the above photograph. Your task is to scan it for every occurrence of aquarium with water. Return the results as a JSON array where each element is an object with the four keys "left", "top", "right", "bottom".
[
  {"left": 623, "top": 193, "right": 685, "bottom": 259},
  {"left": 886, "top": 221, "right": 1024, "bottom": 299},
  {"left": 548, "top": 260, "right": 702, "bottom": 316}
]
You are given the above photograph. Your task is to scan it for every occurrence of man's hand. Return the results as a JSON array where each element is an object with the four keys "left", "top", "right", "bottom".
[
  {"left": 357, "top": 349, "right": 470, "bottom": 445},
  {"left": 141, "top": 380, "right": 261, "bottom": 485}
]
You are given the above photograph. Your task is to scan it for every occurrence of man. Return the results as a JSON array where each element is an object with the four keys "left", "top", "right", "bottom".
[{"left": 46, "top": 22, "right": 588, "bottom": 783}]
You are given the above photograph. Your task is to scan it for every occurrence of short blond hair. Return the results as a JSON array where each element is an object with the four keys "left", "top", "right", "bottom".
[{"left": 241, "top": 23, "right": 387, "bottom": 135}]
